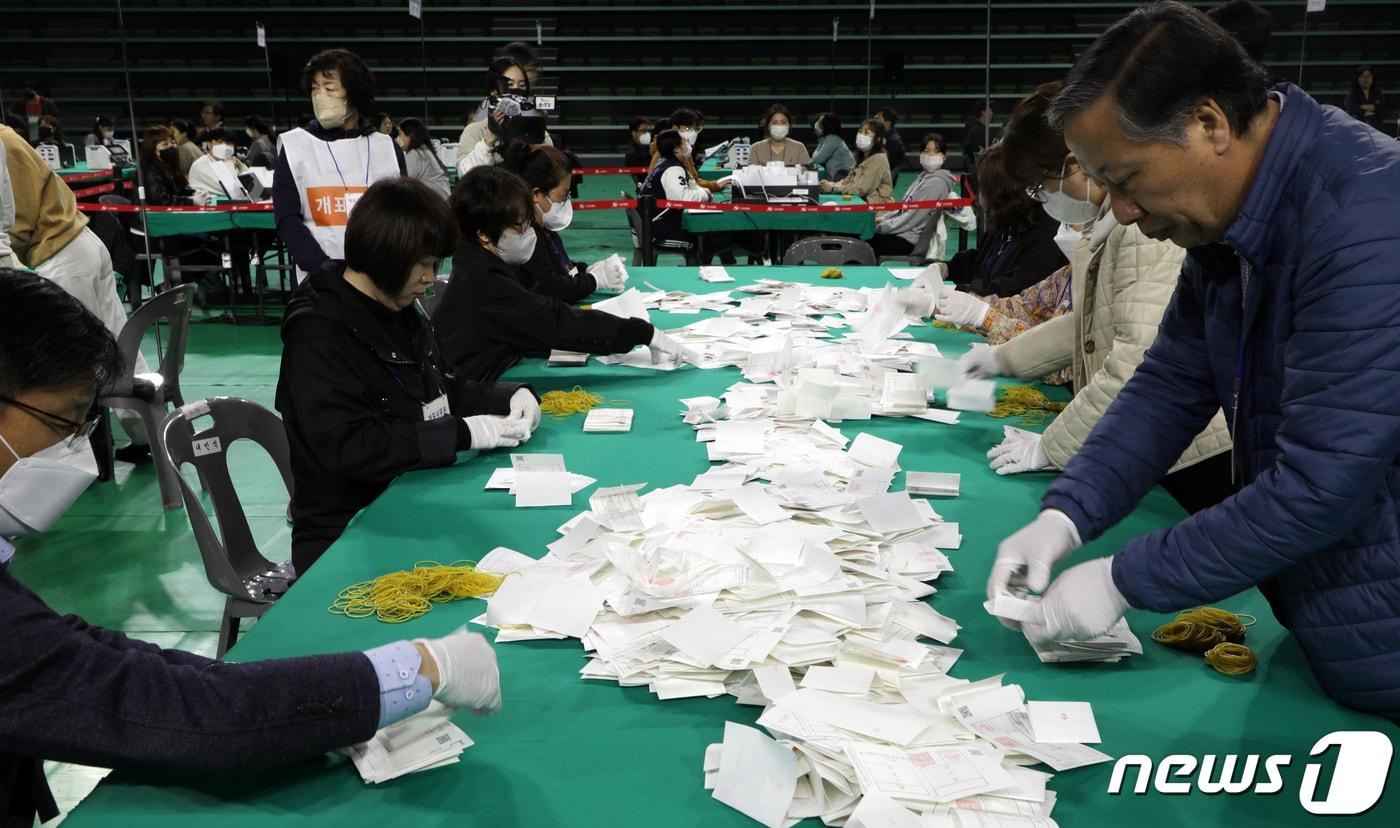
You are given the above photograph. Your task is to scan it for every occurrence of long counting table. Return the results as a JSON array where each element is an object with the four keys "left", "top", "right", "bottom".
[{"left": 66, "top": 267, "right": 1400, "bottom": 827}]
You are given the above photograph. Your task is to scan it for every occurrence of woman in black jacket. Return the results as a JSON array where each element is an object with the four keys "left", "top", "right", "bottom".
[
  {"left": 500, "top": 140, "right": 610, "bottom": 303},
  {"left": 434, "top": 165, "right": 687, "bottom": 382},
  {"left": 138, "top": 124, "right": 191, "bottom": 206},
  {"left": 275, "top": 177, "right": 540, "bottom": 572},
  {"left": 942, "top": 144, "right": 1066, "bottom": 298}
]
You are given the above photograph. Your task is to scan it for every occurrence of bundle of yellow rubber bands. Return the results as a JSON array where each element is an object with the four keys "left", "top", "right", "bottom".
[
  {"left": 329, "top": 560, "right": 504, "bottom": 624},
  {"left": 1151, "top": 606, "right": 1259, "bottom": 675},
  {"left": 987, "top": 385, "right": 1068, "bottom": 427}
]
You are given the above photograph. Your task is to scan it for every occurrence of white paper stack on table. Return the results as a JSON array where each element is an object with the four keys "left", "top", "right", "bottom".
[
  {"left": 583, "top": 408, "right": 634, "bottom": 433},
  {"left": 547, "top": 349, "right": 589, "bottom": 367},
  {"left": 344, "top": 705, "right": 473, "bottom": 784}
]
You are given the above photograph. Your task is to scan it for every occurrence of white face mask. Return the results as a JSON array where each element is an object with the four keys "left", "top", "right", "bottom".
[
  {"left": 855, "top": 133, "right": 874, "bottom": 152},
  {"left": 245, "top": 128, "right": 256, "bottom": 139},
  {"left": 1040, "top": 158, "right": 1099, "bottom": 224},
  {"left": 313, "top": 94, "right": 349, "bottom": 129},
  {"left": 678, "top": 129, "right": 699, "bottom": 148},
  {"left": 211, "top": 143, "right": 235, "bottom": 161},
  {"left": 813, "top": 123, "right": 823, "bottom": 137},
  {"left": 636, "top": 131, "right": 652, "bottom": 146},
  {"left": 541, "top": 197, "right": 573, "bottom": 232},
  {"left": 769, "top": 124, "right": 789, "bottom": 141},
  {"left": 101, "top": 129, "right": 114, "bottom": 140},
  {"left": 920, "top": 153, "right": 945, "bottom": 173},
  {"left": 0, "top": 431, "right": 98, "bottom": 538},
  {"left": 1053, "top": 222, "right": 1083, "bottom": 261},
  {"left": 496, "top": 226, "right": 538, "bottom": 265}
]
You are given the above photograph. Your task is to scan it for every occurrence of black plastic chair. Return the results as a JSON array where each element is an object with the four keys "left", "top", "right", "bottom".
[
  {"left": 781, "top": 236, "right": 877, "bottom": 266},
  {"left": 158, "top": 396, "right": 297, "bottom": 656},
  {"left": 624, "top": 189, "right": 697, "bottom": 266},
  {"left": 97, "top": 284, "right": 197, "bottom": 509}
]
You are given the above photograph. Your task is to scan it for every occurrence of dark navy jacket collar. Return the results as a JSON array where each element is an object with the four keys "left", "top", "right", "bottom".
[{"left": 305, "top": 120, "right": 377, "bottom": 142}]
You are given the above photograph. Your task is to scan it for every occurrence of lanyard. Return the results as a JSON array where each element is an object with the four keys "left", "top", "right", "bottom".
[
  {"left": 323, "top": 133, "right": 371, "bottom": 191},
  {"left": 544, "top": 228, "right": 572, "bottom": 275}
]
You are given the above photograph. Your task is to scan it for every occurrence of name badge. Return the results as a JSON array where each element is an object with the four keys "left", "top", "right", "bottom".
[{"left": 422, "top": 394, "right": 450, "bottom": 422}]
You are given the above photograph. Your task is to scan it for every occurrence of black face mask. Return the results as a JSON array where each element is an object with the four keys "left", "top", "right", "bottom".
[
  {"left": 23, "top": 91, "right": 36, "bottom": 101},
  {"left": 38, "top": 126, "right": 54, "bottom": 142},
  {"left": 158, "top": 147, "right": 179, "bottom": 168}
]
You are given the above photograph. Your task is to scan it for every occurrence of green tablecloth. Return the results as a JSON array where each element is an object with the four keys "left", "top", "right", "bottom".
[
  {"left": 145, "top": 209, "right": 276, "bottom": 238},
  {"left": 699, "top": 155, "right": 826, "bottom": 181},
  {"left": 683, "top": 194, "right": 876, "bottom": 240},
  {"left": 56, "top": 162, "right": 137, "bottom": 181},
  {"left": 65, "top": 266, "right": 1400, "bottom": 827}
]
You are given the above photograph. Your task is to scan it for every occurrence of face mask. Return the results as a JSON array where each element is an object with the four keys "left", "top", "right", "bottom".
[
  {"left": 541, "top": 197, "right": 573, "bottom": 232},
  {"left": 1040, "top": 157, "right": 1100, "bottom": 224},
  {"left": 211, "top": 143, "right": 235, "bottom": 161},
  {"left": 0, "top": 432, "right": 98, "bottom": 538},
  {"left": 678, "top": 129, "right": 698, "bottom": 148},
  {"left": 636, "top": 132, "right": 652, "bottom": 146},
  {"left": 158, "top": 147, "right": 179, "bottom": 167},
  {"left": 920, "top": 153, "right": 945, "bottom": 173},
  {"left": 855, "top": 133, "right": 874, "bottom": 152},
  {"left": 101, "top": 129, "right": 114, "bottom": 140},
  {"left": 813, "top": 123, "right": 823, "bottom": 137},
  {"left": 38, "top": 126, "right": 54, "bottom": 142},
  {"left": 496, "top": 225, "right": 538, "bottom": 265},
  {"left": 245, "top": 128, "right": 256, "bottom": 139},
  {"left": 313, "top": 94, "right": 349, "bottom": 129},
  {"left": 769, "top": 124, "right": 789, "bottom": 141},
  {"left": 1053, "top": 222, "right": 1083, "bottom": 261}
]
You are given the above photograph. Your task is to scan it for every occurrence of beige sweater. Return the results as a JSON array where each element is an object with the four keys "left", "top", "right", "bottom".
[
  {"left": 831, "top": 152, "right": 892, "bottom": 202},
  {"left": 0, "top": 125, "right": 86, "bottom": 268},
  {"left": 996, "top": 202, "right": 1232, "bottom": 473},
  {"left": 748, "top": 138, "right": 811, "bottom": 166}
]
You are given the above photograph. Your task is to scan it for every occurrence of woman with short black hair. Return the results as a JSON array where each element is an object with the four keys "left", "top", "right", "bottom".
[
  {"left": 272, "top": 48, "right": 407, "bottom": 282},
  {"left": 433, "top": 166, "right": 683, "bottom": 382},
  {"left": 276, "top": 177, "right": 538, "bottom": 571}
]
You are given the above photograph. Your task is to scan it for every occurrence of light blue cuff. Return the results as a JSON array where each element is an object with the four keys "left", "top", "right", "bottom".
[{"left": 363, "top": 640, "right": 433, "bottom": 729}]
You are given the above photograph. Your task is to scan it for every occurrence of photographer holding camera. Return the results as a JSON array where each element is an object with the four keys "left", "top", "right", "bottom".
[{"left": 455, "top": 56, "right": 553, "bottom": 176}]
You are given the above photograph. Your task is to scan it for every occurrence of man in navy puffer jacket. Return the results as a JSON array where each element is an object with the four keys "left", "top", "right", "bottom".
[{"left": 986, "top": 1, "right": 1400, "bottom": 721}]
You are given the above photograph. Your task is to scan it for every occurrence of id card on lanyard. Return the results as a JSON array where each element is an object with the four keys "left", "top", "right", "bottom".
[{"left": 422, "top": 394, "right": 451, "bottom": 422}]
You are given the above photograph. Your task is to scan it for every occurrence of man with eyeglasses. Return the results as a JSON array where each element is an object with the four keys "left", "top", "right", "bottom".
[{"left": 0, "top": 269, "right": 504, "bottom": 824}]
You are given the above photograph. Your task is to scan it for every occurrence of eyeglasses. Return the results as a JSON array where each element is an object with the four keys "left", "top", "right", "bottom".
[
  {"left": 1024, "top": 183, "right": 1049, "bottom": 203},
  {"left": 0, "top": 396, "right": 101, "bottom": 447}
]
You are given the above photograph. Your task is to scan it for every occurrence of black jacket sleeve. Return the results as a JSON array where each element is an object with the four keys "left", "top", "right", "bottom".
[
  {"left": 142, "top": 170, "right": 189, "bottom": 207},
  {"left": 523, "top": 229, "right": 599, "bottom": 304},
  {"left": 273, "top": 147, "right": 330, "bottom": 274},
  {"left": 973, "top": 212, "right": 1067, "bottom": 298},
  {"left": 0, "top": 566, "right": 379, "bottom": 774}
]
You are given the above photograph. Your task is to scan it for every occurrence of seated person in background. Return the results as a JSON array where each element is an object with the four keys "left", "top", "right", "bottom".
[
  {"left": 273, "top": 48, "right": 407, "bottom": 281},
  {"left": 197, "top": 100, "right": 225, "bottom": 143},
  {"left": 435, "top": 166, "right": 684, "bottom": 382},
  {"left": 170, "top": 118, "right": 203, "bottom": 176},
  {"left": 820, "top": 118, "right": 893, "bottom": 202},
  {"left": 373, "top": 112, "right": 393, "bottom": 135},
  {"left": 396, "top": 116, "right": 450, "bottom": 199},
  {"left": 186, "top": 127, "right": 248, "bottom": 204},
  {"left": 639, "top": 129, "right": 746, "bottom": 266},
  {"left": 36, "top": 116, "right": 68, "bottom": 151},
  {"left": 871, "top": 132, "right": 958, "bottom": 257},
  {"left": 456, "top": 56, "right": 554, "bottom": 176},
  {"left": 936, "top": 144, "right": 1064, "bottom": 297},
  {"left": 276, "top": 177, "right": 538, "bottom": 571},
  {"left": 83, "top": 115, "right": 114, "bottom": 149},
  {"left": 748, "top": 104, "right": 811, "bottom": 166},
  {"left": 502, "top": 140, "right": 609, "bottom": 301},
  {"left": 624, "top": 116, "right": 653, "bottom": 183},
  {"left": 8, "top": 81, "right": 59, "bottom": 142},
  {"left": 138, "top": 125, "right": 192, "bottom": 206},
  {"left": 655, "top": 108, "right": 726, "bottom": 195},
  {"left": 244, "top": 114, "right": 276, "bottom": 168},
  {"left": 810, "top": 112, "right": 855, "bottom": 181},
  {"left": 0, "top": 269, "right": 503, "bottom": 828},
  {"left": 873, "top": 106, "right": 907, "bottom": 172}
]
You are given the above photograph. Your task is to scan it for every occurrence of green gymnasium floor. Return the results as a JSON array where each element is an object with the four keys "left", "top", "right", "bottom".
[{"left": 11, "top": 170, "right": 958, "bottom": 821}]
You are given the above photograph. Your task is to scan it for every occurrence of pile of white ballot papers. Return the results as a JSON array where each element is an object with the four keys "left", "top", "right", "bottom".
[{"left": 344, "top": 703, "right": 473, "bottom": 784}]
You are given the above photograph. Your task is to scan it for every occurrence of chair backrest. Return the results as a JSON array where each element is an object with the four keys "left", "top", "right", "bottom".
[
  {"left": 625, "top": 205, "right": 644, "bottom": 253},
  {"left": 115, "top": 284, "right": 197, "bottom": 392},
  {"left": 419, "top": 276, "right": 450, "bottom": 318},
  {"left": 781, "top": 236, "right": 877, "bottom": 266},
  {"left": 158, "top": 396, "right": 295, "bottom": 602}
]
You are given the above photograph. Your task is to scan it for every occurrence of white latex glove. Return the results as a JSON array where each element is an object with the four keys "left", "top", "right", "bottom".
[
  {"left": 934, "top": 287, "right": 991, "bottom": 329},
  {"left": 414, "top": 629, "right": 501, "bottom": 716},
  {"left": 986, "top": 508, "right": 1082, "bottom": 614},
  {"left": 587, "top": 255, "right": 628, "bottom": 294},
  {"left": 1022, "top": 557, "right": 1130, "bottom": 644},
  {"left": 896, "top": 284, "right": 937, "bottom": 319},
  {"left": 464, "top": 414, "right": 530, "bottom": 450},
  {"left": 508, "top": 388, "right": 541, "bottom": 431},
  {"left": 192, "top": 190, "right": 213, "bottom": 207},
  {"left": 987, "top": 431, "right": 1053, "bottom": 475},
  {"left": 649, "top": 328, "right": 695, "bottom": 365},
  {"left": 959, "top": 342, "right": 1002, "bottom": 378}
]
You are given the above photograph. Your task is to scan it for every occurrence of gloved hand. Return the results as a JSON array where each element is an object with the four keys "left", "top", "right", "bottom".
[
  {"left": 508, "top": 388, "right": 541, "bottom": 431},
  {"left": 192, "top": 190, "right": 213, "bottom": 207},
  {"left": 588, "top": 255, "right": 629, "bottom": 294},
  {"left": 896, "top": 284, "right": 937, "bottom": 319},
  {"left": 959, "top": 343, "right": 1002, "bottom": 379},
  {"left": 649, "top": 328, "right": 694, "bottom": 365},
  {"left": 414, "top": 628, "right": 501, "bottom": 716},
  {"left": 464, "top": 414, "right": 530, "bottom": 450},
  {"left": 1021, "top": 557, "right": 1130, "bottom": 644},
  {"left": 935, "top": 287, "right": 991, "bottom": 329},
  {"left": 987, "top": 430, "right": 1053, "bottom": 475},
  {"left": 986, "top": 508, "right": 1082, "bottom": 619}
]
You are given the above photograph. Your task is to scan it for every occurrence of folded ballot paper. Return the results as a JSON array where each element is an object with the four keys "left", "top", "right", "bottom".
[
  {"left": 983, "top": 593, "right": 1144, "bottom": 664},
  {"left": 583, "top": 408, "right": 634, "bottom": 433},
  {"left": 344, "top": 702, "right": 473, "bottom": 784}
]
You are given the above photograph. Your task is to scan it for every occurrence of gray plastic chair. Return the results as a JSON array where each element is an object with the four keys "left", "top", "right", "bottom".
[
  {"left": 419, "top": 276, "right": 450, "bottom": 318},
  {"left": 97, "top": 284, "right": 197, "bottom": 510},
  {"left": 158, "top": 396, "right": 297, "bottom": 657},
  {"left": 781, "top": 236, "right": 877, "bottom": 266}
]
